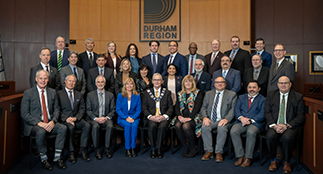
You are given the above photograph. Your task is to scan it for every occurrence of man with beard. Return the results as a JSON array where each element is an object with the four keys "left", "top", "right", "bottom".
[{"left": 191, "top": 59, "right": 211, "bottom": 93}]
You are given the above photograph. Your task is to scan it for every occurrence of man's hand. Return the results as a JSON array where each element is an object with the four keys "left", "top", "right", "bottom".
[
  {"left": 156, "top": 115, "right": 165, "bottom": 122},
  {"left": 66, "top": 117, "right": 76, "bottom": 126},
  {"left": 240, "top": 117, "right": 250, "bottom": 127},
  {"left": 149, "top": 116, "right": 158, "bottom": 122},
  {"left": 218, "top": 119, "right": 228, "bottom": 127},
  {"left": 203, "top": 117, "right": 210, "bottom": 126},
  {"left": 95, "top": 117, "right": 107, "bottom": 124},
  {"left": 38, "top": 121, "right": 55, "bottom": 132}
]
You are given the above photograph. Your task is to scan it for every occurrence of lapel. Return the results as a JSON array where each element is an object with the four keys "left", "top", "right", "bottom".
[
  {"left": 272, "top": 59, "right": 286, "bottom": 80},
  {"left": 64, "top": 89, "right": 74, "bottom": 110},
  {"left": 248, "top": 94, "right": 258, "bottom": 111},
  {"left": 286, "top": 91, "right": 293, "bottom": 122},
  {"left": 225, "top": 68, "right": 232, "bottom": 79},
  {"left": 208, "top": 89, "right": 216, "bottom": 111},
  {"left": 198, "top": 72, "right": 203, "bottom": 83},
  {"left": 33, "top": 87, "right": 42, "bottom": 109},
  {"left": 273, "top": 91, "right": 281, "bottom": 121},
  {"left": 45, "top": 88, "right": 52, "bottom": 113},
  {"left": 220, "top": 90, "right": 227, "bottom": 117},
  {"left": 257, "top": 67, "right": 265, "bottom": 80},
  {"left": 104, "top": 90, "right": 109, "bottom": 113}
]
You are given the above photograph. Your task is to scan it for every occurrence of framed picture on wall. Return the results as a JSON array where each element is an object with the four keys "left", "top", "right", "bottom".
[
  {"left": 309, "top": 51, "right": 323, "bottom": 75},
  {"left": 285, "top": 54, "right": 298, "bottom": 72}
]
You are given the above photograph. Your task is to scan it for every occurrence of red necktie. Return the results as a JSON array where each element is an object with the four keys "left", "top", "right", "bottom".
[
  {"left": 190, "top": 56, "right": 194, "bottom": 74},
  {"left": 248, "top": 97, "right": 253, "bottom": 109},
  {"left": 41, "top": 90, "right": 49, "bottom": 123},
  {"left": 195, "top": 74, "right": 199, "bottom": 83}
]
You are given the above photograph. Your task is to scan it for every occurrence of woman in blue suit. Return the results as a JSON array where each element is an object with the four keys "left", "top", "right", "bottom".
[{"left": 116, "top": 78, "right": 141, "bottom": 157}]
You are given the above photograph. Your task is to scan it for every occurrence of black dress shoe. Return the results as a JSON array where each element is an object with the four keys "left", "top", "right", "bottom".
[
  {"left": 150, "top": 148, "right": 156, "bottom": 159},
  {"left": 41, "top": 159, "right": 53, "bottom": 171},
  {"left": 105, "top": 148, "right": 113, "bottom": 158},
  {"left": 53, "top": 159, "right": 67, "bottom": 170},
  {"left": 186, "top": 149, "right": 197, "bottom": 158},
  {"left": 78, "top": 151, "right": 91, "bottom": 162},
  {"left": 181, "top": 148, "right": 189, "bottom": 158},
  {"left": 94, "top": 149, "right": 103, "bottom": 160},
  {"left": 126, "top": 149, "right": 132, "bottom": 158},
  {"left": 157, "top": 148, "right": 164, "bottom": 159},
  {"left": 131, "top": 148, "right": 137, "bottom": 158},
  {"left": 68, "top": 152, "right": 76, "bottom": 164}
]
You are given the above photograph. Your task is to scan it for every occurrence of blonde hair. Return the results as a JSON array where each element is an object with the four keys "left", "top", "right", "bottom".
[
  {"left": 121, "top": 77, "right": 138, "bottom": 97},
  {"left": 180, "top": 75, "right": 197, "bottom": 93},
  {"left": 120, "top": 58, "right": 132, "bottom": 72}
]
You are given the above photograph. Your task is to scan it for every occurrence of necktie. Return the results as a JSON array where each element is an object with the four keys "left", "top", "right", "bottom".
[
  {"left": 222, "top": 70, "right": 226, "bottom": 78},
  {"left": 152, "top": 54, "right": 157, "bottom": 73},
  {"left": 89, "top": 53, "right": 93, "bottom": 67},
  {"left": 211, "top": 53, "right": 216, "bottom": 65},
  {"left": 168, "top": 55, "right": 173, "bottom": 65},
  {"left": 100, "top": 68, "right": 103, "bottom": 75},
  {"left": 41, "top": 90, "right": 48, "bottom": 123},
  {"left": 45, "top": 65, "right": 49, "bottom": 72},
  {"left": 254, "top": 70, "right": 258, "bottom": 80},
  {"left": 155, "top": 90, "right": 159, "bottom": 116},
  {"left": 68, "top": 90, "right": 74, "bottom": 109},
  {"left": 73, "top": 67, "right": 78, "bottom": 80},
  {"left": 211, "top": 92, "right": 220, "bottom": 122},
  {"left": 248, "top": 96, "right": 253, "bottom": 109},
  {"left": 274, "top": 62, "right": 279, "bottom": 73},
  {"left": 195, "top": 73, "right": 199, "bottom": 83},
  {"left": 99, "top": 92, "right": 103, "bottom": 117},
  {"left": 58, "top": 51, "right": 62, "bottom": 72},
  {"left": 278, "top": 94, "right": 285, "bottom": 124},
  {"left": 257, "top": 52, "right": 260, "bottom": 55},
  {"left": 189, "top": 56, "right": 194, "bottom": 74},
  {"left": 230, "top": 50, "right": 236, "bottom": 60}
]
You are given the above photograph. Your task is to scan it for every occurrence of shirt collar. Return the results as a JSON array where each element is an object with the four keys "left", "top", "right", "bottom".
[
  {"left": 279, "top": 91, "right": 289, "bottom": 97},
  {"left": 248, "top": 93, "right": 259, "bottom": 99},
  {"left": 36, "top": 86, "right": 46, "bottom": 93},
  {"left": 65, "top": 87, "right": 73, "bottom": 93},
  {"left": 257, "top": 49, "right": 264, "bottom": 55}
]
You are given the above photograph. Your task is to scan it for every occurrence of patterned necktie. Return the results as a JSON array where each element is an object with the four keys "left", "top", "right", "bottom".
[
  {"left": 274, "top": 62, "right": 279, "bottom": 73},
  {"left": 100, "top": 68, "right": 103, "bottom": 75},
  {"left": 211, "top": 53, "right": 216, "bottom": 65},
  {"left": 168, "top": 55, "right": 173, "bottom": 65},
  {"left": 222, "top": 70, "right": 226, "bottom": 78},
  {"left": 73, "top": 67, "right": 78, "bottom": 80},
  {"left": 195, "top": 73, "right": 199, "bottom": 83},
  {"left": 278, "top": 94, "right": 285, "bottom": 124},
  {"left": 41, "top": 90, "right": 48, "bottom": 123},
  {"left": 69, "top": 90, "right": 74, "bottom": 109},
  {"left": 189, "top": 56, "right": 194, "bottom": 74},
  {"left": 58, "top": 51, "right": 62, "bottom": 72},
  {"left": 211, "top": 92, "right": 220, "bottom": 122},
  {"left": 45, "top": 65, "right": 49, "bottom": 72},
  {"left": 152, "top": 54, "right": 157, "bottom": 73},
  {"left": 99, "top": 92, "right": 103, "bottom": 117},
  {"left": 248, "top": 96, "right": 253, "bottom": 109},
  {"left": 230, "top": 50, "right": 236, "bottom": 60},
  {"left": 155, "top": 90, "right": 159, "bottom": 116}
]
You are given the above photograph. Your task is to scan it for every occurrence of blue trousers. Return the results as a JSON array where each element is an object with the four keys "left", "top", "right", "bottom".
[{"left": 118, "top": 119, "right": 139, "bottom": 150}]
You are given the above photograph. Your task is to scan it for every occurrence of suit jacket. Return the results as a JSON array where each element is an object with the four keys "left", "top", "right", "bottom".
[
  {"left": 50, "top": 50, "right": 69, "bottom": 69},
  {"left": 211, "top": 68, "right": 241, "bottom": 93},
  {"left": 115, "top": 71, "right": 137, "bottom": 95},
  {"left": 21, "top": 86, "right": 60, "bottom": 136},
  {"left": 29, "top": 64, "right": 60, "bottom": 90},
  {"left": 201, "top": 89, "right": 237, "bottom": 122},
  {"left": 234, "top": 93, "right": 266, "bottom": 131},
  {"left": 224, "top": 48, "right": 252, "bottom": 79},
  {"left": 268, "top": 59, "right": 295, "bottom": 92},
  {"left": 205, "top": 51, "right": 224, "bottom": 75},
  {"left": 142, "top": 88, "right": 174, "bottom": 126},
  {"left": 60, "top": 65, "right": 86, "bottom": 95},
  {"left": 243, "top": 66, "right": 269, "bottom": 97},
  {"left": 57, "top": 89, "right": 85, "bottom": 122},
  {"left": 163, "top": 76, "right": 183, "bottom": 95},
  {"left": 86, "top": 90, "right": 115, "bottom": 121},
  {"left": 77, "top": 51, "right": 98, "bottom": 76},
  {"left": 251, "top": 50, "right": 272, "bottom": 68},
  {"left": 165, "top": 52, "right": 188, "bottom": 77},
  {"left": 185, "top": 53, "right": 207, "bottom": 73},
  {"left": 116, "top": 93, "right": 141, "bottom": 122},
  {"left": 105, "top": 54, "right": 122, "bottom": 74},
  {"left": 87, "top": 67, "right": 115, "bottom": 94},
  {"left": 265, "top": 89, "right": 305, "bottom": 129},
  {"left": 141, "top": 53, "right": 167, "bottom": 76},
  {"left": 191, "top": 71, "right": 211, "bottom": 93}
]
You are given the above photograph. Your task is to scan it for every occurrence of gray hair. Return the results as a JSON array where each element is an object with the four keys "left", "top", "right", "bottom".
[
  {"left": 65, "top": 74, "right": 76, "bottom": 81},
  {"left": 69, "top": 50, "right": 78, "bottom": 58},
  {"left": 95, "top": 75, "right": 106, "bottom": 83},
  {"left": 195, "top": 59, "right": 205, "bottom": 67},
  {"left": 85, "top": 38, "right": 95, "bottom": 44},
  {"left": 39, "top": 47, "right": 51, "bottom": 55},
  {"left": 211, "top": 39, "right": 221, "bottom": 45},
  {"left": 152, "top": 73, "right": 162, "bottom": 80},
  {"left": 55, "top": 36, "right": 65, "bottom": 43},
  {"left": 36, "top": 69, "right": 49, "bottom": 78}
]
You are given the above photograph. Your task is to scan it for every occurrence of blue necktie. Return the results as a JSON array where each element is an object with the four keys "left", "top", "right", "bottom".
[
  {"left": 222, "top": 70, "right": 226, "bottom": 78},
  {"left": 68, "top": 91, "right": 73, "bottom": 109},
  {"left": 211, "top": 92, "right": 220, "bottom": 122},
  {"left": 152, "top": 54, "right": 157, "bottom": 73}
]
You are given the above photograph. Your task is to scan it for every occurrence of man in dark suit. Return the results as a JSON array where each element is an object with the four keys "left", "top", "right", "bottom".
[
  {"left": 50, "top": 36, "right": 69, "bottom": 72},
  {"left": 57, "top": 75, "right": 91, "bottom": 164},
  {"left": 265, "top": 76, "right": 305, "bottom": 173},
  {"left": 166, "top": 40, "right": 188, "bottom": 77},
  {"left": 30, "top": 47, "right": 60, "bottom": 90},
  {"left": 211, "top": 56, "right": 241, "bottom": 93},
  {"left": 87, "top": 54, "right": 115, "bottom": 94},
  {"left": 141, "top": 40, "right": 167, "bottom": 76},
  {"left": 60, "top": 51, "right": 86, "bottom": 96},
  {"left": 21, "top": 70, "right": 67, "bottom": 171},
  {"left": 230, "top": 80, "right": 266, "bottom": 167},
  {"left": 268, "top": 44, "right": 295, "bottom": 92},
  {"left": 224, "top": 36, "right": 252, "bottom": 80},
  {"left": 77, "top": 38, "right": 98, "bottom": 76},
  {"left": 142, "top": 73, "right": 174, "bottom": 159},
  {"left": 205, "top": 39, "right": 224, "bottom": 76},
  {"left": 201, "top": 76, "right": 237, "bottom": 162},
  {"left": 86, "top": 75, "right": 115, "bottom": 159},
  {"left": 251, "top": 38, "right": 272, "bottom": 68},
  {"left": 185, "top": 42, "right": 207, "bottom": 74},
  {"left": 243, "top": 54, "right": 269, "bottom": 97},
  {"left": 191, "top": 59, "right": 211, "bottom": 93}
]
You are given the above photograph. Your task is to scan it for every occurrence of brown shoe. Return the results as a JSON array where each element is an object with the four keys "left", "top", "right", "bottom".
[
  {"left": 268, "top": 161, "right": 278, "bottom": 172},
  {"left": 240, "top": 157, "right": 251, "bottom": 167},
  {"left": 283, "top": 162, "right": 292, "bottom": 173},
  {"left": 215, "top": 153, "right": 223, "bottom": 162},
  {"left": 201, "top": 151, "right": 214, "bottom": 161},
  {"left": 234, "top": 157, "right": 243, "bottom": 166}
]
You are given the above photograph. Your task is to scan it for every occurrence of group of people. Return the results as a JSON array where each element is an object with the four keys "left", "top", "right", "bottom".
[{"left": 21, "top": 35, "right": 304, "bottom": 174}]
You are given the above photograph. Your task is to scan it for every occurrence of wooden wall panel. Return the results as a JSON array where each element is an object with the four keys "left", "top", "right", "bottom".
[
  {"left": 253, "top": 0, "right": 274, "bottom": 45},
  {"left": 304, "top": 0, "right": 323, "bottom": 44},
  {"left": 0, "top": 0, "right": 15, "bottom": 41}
]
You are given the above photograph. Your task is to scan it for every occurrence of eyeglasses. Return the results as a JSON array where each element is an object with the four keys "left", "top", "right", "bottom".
[
  {"left": 278, "top": 82, "right": 289, "bottom": 85},
  {"left": 214, "top": 81, "right": 226, "bottom": 84},
  {"left": 169, "top": 45, "right": 177, "bottom": 47},
  {"left": 274, "top": 49, "right": 285, "bottom": 52}
]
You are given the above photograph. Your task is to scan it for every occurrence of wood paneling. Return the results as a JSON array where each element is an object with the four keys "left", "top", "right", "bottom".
[
  {"left": 304, "top": 0, "right": 323, "bottom": 44},
  {"left": 0, "top": 0, "right": 15, "bottom": 41}
]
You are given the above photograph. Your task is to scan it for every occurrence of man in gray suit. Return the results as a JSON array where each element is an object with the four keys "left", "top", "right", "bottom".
[
  {"left": 185, "top": 42, "right": 206, "bottom": 74},
  {"left": 21, "top": 70, "right": 67, "bottom": 171},
  {"left": 86, "top": 75, "right": 115, "bottom": 159},
  {"left": 267, "top": 44, "right": 295, "bottom": 92},
  {"left": 60, "top": 51, "right": 86, "bottom": 96},
  {"left": 201, "top": 76, "right": 237, "bottom": 162}
]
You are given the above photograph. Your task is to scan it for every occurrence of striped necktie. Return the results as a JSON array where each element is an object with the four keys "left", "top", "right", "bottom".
[
  {"left": 211, "top": 92, "right": 220, "bottom": 122},
  {"left": 58, "top": 50, "right": 62, "bottom": 72}
]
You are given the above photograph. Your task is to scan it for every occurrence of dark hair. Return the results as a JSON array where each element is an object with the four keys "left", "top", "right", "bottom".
[
  {"left": 39, "top": 47, "right": 51, "bottom": 55},
  {"left": 137, "top": 64, "right": 151, "bottom": 79},
  {"left": 255, "top": 38, "right": 265, "bottom": 44},
  {"left": 248, "top": 80, "right": 260, "bottom": 87},
  {"left": 167, "top": 63, "right": 177, "bottom": 72},
  {"left": 125, "top": 43, "right": 139, "bottom": 58},
  {"left": 230, "top": 35, "right": 240, "bottom": 42},
  {"left": 97, "top": 54, "right": 105, "bottom": 59},
  {"left": 149, "top": 40, "right": 160, "bottom": 46},
  {"left": 169, "top": 40, "right": 178, "bottom": 46}
]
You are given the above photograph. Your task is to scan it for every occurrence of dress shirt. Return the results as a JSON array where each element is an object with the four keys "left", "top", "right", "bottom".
[
  {"left": 230, "top": 48, "right": 240, "bottom": 60},
  {"left": 86, "top": 50, "right": 93, "bottom": 61},
  {"left": 222, "top": 68, "right": 230, "bottom": 78},
  {"left": 69, "top": 64, "right": 79, "bottom": 80},
  {"left": 65, "top": 87, "right": 74, "bottom": 102},
  {"left": 188, "top": 54, "right": 197, "bottom": 74},
  {"left": 212, "top": 51, "right": 220, "bottom": 60},
  {"left": 128, "top": 101, "right": 131, "bottom": 111},
  {"left": 276, "top": 58, "right": 285, "bottom": 67},
  {"left": 147, "top": 87, "right": 169, "bottom": 120},
  {"left": 57, "top": 50, "right": 65, "bottom": 61},
  {"left": 40, "top": 62, "right": 50, "bottom": 72},
  {"left": 257, "top": 49, "right": 264, "bottom": 55},
  {"left": 269, "top": 91, "right": 289, "bottom": 128},
  {"left": 253, "top": 66, "right": 262, "bottom": 80},
  {"left": 168, "top": 52, "right": 178, "bottom": 64},
  {"left": 36, "top": 86, "right": 51, "bottom": 121},
  {"left": 98, "top": 67, "right": 105, "bottom": 75},
  {"left": 150, "top": 52, "right": 159, "bottom": 66},
  {"left": 211, "top": 90, "right": 224, "bottom": 121}
]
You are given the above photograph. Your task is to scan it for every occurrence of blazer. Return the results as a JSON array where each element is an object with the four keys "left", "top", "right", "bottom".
[
  {"left": 224, "top": 48, "right": 252, "bottom": 79},
  {"left": 201, "top": 89, "right": 237, "bottom": 122},
  {"left": 268, "top": 59, "right": 295, "bottom": 92},
  {"left": 211, "top": 68, "right": 241, "bottom": 93},
  {"left": 115, "top": 71, "right": 137, "bottom": 95},
  {"left": 116, "top": 93, "right": 141, "bottom": 122},
  {"left": 29, "top": 64, "right": 60, "bottom": 90},
  {"left": 60, "top": 65, "right": 87, "bottom": 95},
  {"left": 21, "top": 86, "right": 60, "bottom": 136},
  {"left": 141, "top": 53, "right": 167, "bottom": 76},
  {"left": 165, "top": 52, "right": 188, "bottom": 77},
  {"left": 163, "top": 76, "right": 183, "bottom": 95},
  {"left": 205, "top": 51, "right": 224, "bottom": 75},
  {"left": 265, "top": 89, "right": 305, "bottom": 129},
  {"left": 86, "top": 90, "right": 115, "bottom": 121},
  {"left": 87, "top": 67, "right": 115, "bottom": 94},
  {"left": 57, "top": 89, "right": 85, "bottom": 122},
  {"left": 50, "top": 50, "right": 69, "bottom": 69},
  {"left": 105, "top": 54, "right": 122, "bottom": 74},
  {"left": 136, "top": 78, "right": 153, "bottom": 96},
  {"left": 243, "top": 66, "right": 269, "bottom": 97},
  {"left": 191, "top": 71, "right": 211, "bottom": 93},
  {"left": 142, "top": 88, "right": 174, "bottom": 126},
  {"left": 251, "top": 50, "right": 272, "bottom": 68},
  {"left": 234, "top": 93, "right": 266, "bottom": 131},
  {"left": 77, "top": 51, "right": 98, "bottom": 76},
  {"left": 185, "top": 53, "right": 207, "bottom": 73}
]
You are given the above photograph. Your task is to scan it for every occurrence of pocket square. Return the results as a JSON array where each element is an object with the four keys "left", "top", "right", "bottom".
[
  {"left": 201, "top": 81, "right": 206, "bottom": 84},
  {"left": 76, "top": 99, "right": 80, "bottom": 102}
]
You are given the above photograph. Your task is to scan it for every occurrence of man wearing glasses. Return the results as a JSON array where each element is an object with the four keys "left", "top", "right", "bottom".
[{"left": 268, "top": 44, "right": 295, "bottom": 92}]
